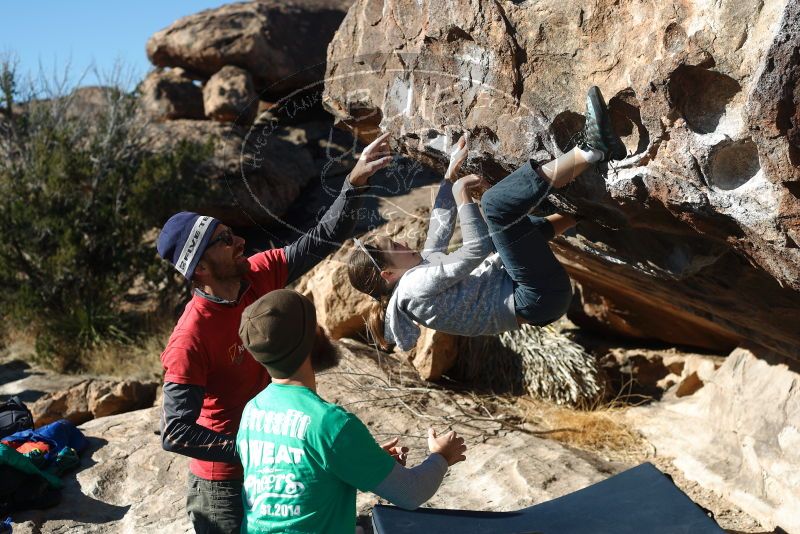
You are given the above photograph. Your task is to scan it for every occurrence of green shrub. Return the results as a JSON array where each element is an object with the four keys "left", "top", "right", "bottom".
[{"left": 0, "top": 59, "right": 211, "bottom": 370}]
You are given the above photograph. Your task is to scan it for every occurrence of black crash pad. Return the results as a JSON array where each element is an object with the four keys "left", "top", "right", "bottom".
[{"left": 372, "top": 462, "right": 724, "bottom": 534}]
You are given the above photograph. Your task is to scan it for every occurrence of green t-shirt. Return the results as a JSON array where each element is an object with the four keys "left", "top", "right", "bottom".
[{"left": 236, "top": 383, "right": 395, "bottom": 533}]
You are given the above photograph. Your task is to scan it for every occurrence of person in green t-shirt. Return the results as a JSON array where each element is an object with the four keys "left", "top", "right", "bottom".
[{"left": 237, "top": 289, "right": 467, "bottom": 534}]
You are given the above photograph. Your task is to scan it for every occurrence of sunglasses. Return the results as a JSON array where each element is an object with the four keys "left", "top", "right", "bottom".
[{"left": 207, "top": 228, "right": 234, "bottom": 249}]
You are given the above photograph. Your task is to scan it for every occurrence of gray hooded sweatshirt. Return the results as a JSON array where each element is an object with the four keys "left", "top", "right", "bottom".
[{"left": 384, "top": 180, "right": 519, "bottom": 351}]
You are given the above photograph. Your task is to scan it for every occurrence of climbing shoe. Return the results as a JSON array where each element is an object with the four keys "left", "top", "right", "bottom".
[{"left": 582, "top": 86, "right": 627, "bottom": 161}]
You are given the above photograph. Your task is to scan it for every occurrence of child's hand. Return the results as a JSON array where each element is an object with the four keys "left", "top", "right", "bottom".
[
  {"left": 445, "top": 134, "right": 469, "bottom": 182},
  {"left": 460, "top": 173, "right": 490, "bottom": 192},
  {"left": 452, "top": 173, "right": 480, "bottom": 205},
  {"left": 427, "top": 428, "right": 467, "bottom": 466},
  {"left": 381, "top": 437, "right": 409, "bottom": 466},
  {"left": 466, "top": 174, "right": 491, "bottom": 198},
  {"left": 453, "top": 174, "right": 491, "bottom": 204}
]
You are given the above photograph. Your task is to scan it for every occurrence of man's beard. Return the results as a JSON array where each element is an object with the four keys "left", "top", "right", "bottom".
[
  {"left": 205, "top": 255, "right": 250, "bottom": 281},
  {"left": 310, "top": 326, "right": 341, "bottom": 372}
]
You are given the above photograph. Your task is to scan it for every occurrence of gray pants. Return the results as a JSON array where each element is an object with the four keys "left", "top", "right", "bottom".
[{"left": 186, "top": 472, "right": 244, "bottom": 534}]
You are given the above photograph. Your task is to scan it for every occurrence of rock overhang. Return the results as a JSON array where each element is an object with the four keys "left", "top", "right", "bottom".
[{"left": 321, "top": 0, "right": 800, "bottom": 359}]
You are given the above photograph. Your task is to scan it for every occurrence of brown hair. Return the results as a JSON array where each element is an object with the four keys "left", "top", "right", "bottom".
[{"left": 347, "top": 239, "right": 393, "bottom": 351}]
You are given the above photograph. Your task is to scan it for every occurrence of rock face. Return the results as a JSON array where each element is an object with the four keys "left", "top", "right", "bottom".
[
  {"left": 143, "top": 119, "right": 317, "bottom": 227},
  {"left": 31, "top": 379, "right": 159, "bottom": 427},
  {"left": 322, "top": 0, "right": 800, "bottom": 361},
  {"left": 203, "top": 65, "right": 258, "bottom": 124},
  {"left": 138, "top": 68, "right": 204, "bottom": 121},
  {"left": 627, "top": 347, "right": 800, "bottom": 532},
  {"left": 146, "top": 0, "right": 352, "bottom": 96}
]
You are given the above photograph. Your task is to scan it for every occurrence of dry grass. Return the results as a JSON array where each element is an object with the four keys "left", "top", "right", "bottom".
[
  {"left": 0, "top": 330, "right": 38, "bottom": 363},
  {"left": 347, "top": 320, "right": 649, "bottom": 463},
  {"left": 515, "top": 395, "right": 652, "bottom": 463},
  {"left": 83, "top": 330, "right": 167, "bottom": 380},
  {"left": 334, "top": 338, "right": 650, "bottom": 465},
  {"left": 0, "top": 324, "right": 166, "bottom": 380}
]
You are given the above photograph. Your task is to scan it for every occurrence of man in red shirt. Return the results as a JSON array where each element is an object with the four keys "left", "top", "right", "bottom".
[{"left": 156, "top": 133, "right": 392, "bottom": 533}]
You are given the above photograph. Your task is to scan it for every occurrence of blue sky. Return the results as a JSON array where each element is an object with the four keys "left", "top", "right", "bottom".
[{"left": 1, "top": 1, "right": 231, "bottom": 90}]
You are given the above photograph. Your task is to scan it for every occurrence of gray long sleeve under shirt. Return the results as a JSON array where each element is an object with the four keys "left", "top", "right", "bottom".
[
  {"left": 373, "top": 453, "right": 449, "bottom": 509},
  {"left": 384, "top": 180, "right": 519, "bottom": 351}
]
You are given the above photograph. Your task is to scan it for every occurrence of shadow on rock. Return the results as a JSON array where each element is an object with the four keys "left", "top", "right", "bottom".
[{"left": 0, "top": 360, "right": 32, "bottom": 387}]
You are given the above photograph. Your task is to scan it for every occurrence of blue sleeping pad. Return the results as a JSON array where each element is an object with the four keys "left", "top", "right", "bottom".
[{"left": 372, "top": 462, "right": 724, "bottom": 534}]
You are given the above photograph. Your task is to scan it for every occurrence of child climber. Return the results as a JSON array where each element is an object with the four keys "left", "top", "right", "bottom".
[{"left": 348, "top": 86, "right": 627, "bottom": 351}]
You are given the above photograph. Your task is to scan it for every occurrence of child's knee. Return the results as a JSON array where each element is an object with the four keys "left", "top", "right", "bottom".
[
  {"left": 516, "top": 286, "right": 572, "bottom": 325},
  {"left": 481, "top": 187, "right": 505, "bottom": 224}
]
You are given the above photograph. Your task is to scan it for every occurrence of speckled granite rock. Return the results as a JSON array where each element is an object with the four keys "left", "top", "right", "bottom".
[
  {"left": 627, "top": 346, "right": 800, "bottom": 532},
  {"left": 322, "top": 0, "right": 800, "bottom": 360},
  {"left": 146, "top": 0, "right": 352, "bottom": 96}
]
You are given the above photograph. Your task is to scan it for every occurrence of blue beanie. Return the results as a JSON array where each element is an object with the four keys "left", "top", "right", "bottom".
[{"left": 156, "top": 212, "right": 220, "bottom": 280}]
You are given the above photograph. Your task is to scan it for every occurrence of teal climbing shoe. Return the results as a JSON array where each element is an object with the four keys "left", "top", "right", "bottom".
[{"left": 582, "top": 86, "right": 627, "bottom": 161}]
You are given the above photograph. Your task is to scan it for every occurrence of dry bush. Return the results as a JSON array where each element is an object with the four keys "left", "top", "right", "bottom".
[
  {"left": 0, "top": 55, "right": 209, "bottom": 371},
  {"left": 452, "top": 324, "right": 603, "bottom": 406},
  {"left": 1, "top": 323, "right": 166, "bottom": 380}
]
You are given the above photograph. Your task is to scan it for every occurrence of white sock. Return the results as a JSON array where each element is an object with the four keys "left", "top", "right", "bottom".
[{"left": 577, "top": 147, "right": 603, "bottom": 163}]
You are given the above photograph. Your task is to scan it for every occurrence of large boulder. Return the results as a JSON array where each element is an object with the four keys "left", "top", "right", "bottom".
[
  {"left": 203, "top": 65, "right": 258, "bottom": 124},
  {"left": 138, "top": 68, "right": 204, "bottom": 121},
  {"left": 146, "top": 0, "right": 352, "bottom": 96},
  {"left": 322, "top": 0, "right": 800, "bottom": 361},
  {"left": 31, "top": 379, "right": 159, "bottom": 427},
  {"left": 143, "top": 119, "right": 317, "bottom": 227},
  {"left": 627, "top": 347, "right": 800, "bottom": 532}
]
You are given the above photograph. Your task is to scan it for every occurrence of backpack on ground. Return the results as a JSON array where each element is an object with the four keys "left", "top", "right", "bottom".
[{"left": 0, "top": 397, "right": 33, "bottom": 440}]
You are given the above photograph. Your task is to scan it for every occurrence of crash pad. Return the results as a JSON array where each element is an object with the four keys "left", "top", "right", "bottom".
[{"left": 372, "top": 462, "right": 724, "bottom": 534}]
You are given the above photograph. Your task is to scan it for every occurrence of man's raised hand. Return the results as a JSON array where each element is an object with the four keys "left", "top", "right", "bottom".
[{"left": 349, "top": 132, "right": 393, "bottom": 187}]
